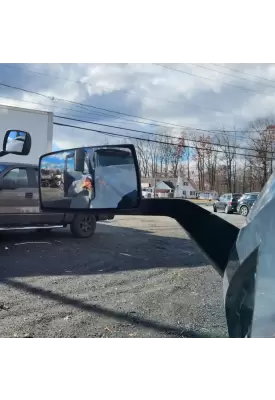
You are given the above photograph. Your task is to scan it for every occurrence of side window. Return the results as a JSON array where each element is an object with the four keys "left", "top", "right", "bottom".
[
  {"left": 3, "top": 168, "right": 29, "bottom": 188},
  {"left": 226, "top": 195, "right": 231, "bottom": 201}
]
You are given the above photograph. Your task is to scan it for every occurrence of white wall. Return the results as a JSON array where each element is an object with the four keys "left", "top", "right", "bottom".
[{"left": 0, "top": 105, "right": 53, "bottom": 165}]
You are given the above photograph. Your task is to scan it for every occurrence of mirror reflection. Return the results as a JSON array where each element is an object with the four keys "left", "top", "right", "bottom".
[
  {"left": 40, "top": 146, "right": 139, "bottom": 210},
  {"left": 4, "top": 130, "right": 28, "bottom": 154}
]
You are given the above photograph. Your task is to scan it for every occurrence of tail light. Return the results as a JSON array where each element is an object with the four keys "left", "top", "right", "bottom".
[{"left": 229, "top": 201, "right": 232, "bottom": 205}]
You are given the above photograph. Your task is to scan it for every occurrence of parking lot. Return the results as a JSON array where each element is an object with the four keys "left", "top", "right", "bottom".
[{"left": 0, "top": 206, "right": 245, "bottom": 338}]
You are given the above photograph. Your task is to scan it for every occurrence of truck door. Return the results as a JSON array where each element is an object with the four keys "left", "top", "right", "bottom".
[
  {"left": 29, "top": 167, "right": 66, "bottom": 225},
  {"left": 0, "top": 166, "right": 36, "bottom": 226}
]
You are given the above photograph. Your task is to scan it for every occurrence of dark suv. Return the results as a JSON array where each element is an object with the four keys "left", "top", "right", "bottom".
[
  {"left": 213, "top": 193, "right": 243, "bottom": 214},
  {"left": 0, "top": 162, "right": 114, "bottom": 237},
  {"left": 237, "top": 192, "right": 259, "bottom": 217}
]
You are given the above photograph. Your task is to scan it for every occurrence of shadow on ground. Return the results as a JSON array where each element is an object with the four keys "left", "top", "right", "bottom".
[
  {"left": 2, "top": 278, "right": 211, "bottom": 338},
  {"left": 0, "top": 222, "right": 208, "bottom": 279}
]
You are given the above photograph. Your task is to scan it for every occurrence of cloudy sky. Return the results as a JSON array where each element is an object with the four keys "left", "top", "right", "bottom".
[{"left": 1, "top": 63, "right": 275, "bottom": 151}]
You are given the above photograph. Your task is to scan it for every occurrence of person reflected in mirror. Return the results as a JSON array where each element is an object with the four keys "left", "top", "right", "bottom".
[{"left": 68, "top": 175, "right": 94, "bottom": 208}]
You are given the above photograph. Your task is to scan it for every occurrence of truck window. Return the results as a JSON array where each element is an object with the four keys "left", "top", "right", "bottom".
[
  {"left": 3, "top": 168, "right": 29, "bottom": 188},
  {"left": 95, "top": 150, "right": 133, "bottom": 167}
]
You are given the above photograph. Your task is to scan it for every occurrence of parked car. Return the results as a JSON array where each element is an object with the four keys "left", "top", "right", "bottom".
[
  {"left": 213, "top": 193, "right": 243, "bottom": 214},
  {"left": 0, "top": 162, "right": 114, "bottom": 238},
  {"left": 237, "top": 192, "right": 260, "bottom": 217}
]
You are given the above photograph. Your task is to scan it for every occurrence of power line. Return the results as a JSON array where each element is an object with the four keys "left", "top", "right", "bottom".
[
  {"left": 0, "top": 80, "right": 257, "bottom": 136},
  {"left": 0, "top": 94, "right": 148, "bottom": 126},
  {"left": 1, "top": 63, "right": 226, "bottom": 115},
  {"left": 0, "top": 91, "right": 254, "bottom": 146},
  {"left": 190, "top": 63, "right": 275, "bottom": 90},
  {"left": 154, "top": 63, "right": 275, "bottom": 98},
  {"left": 55, "top": 114, "right": 273, "bottom": 155},
  {"left": 53, "top": 121, "right": 274, "bottom": 160},
  {"left": 212, "top": 63, "right": 275, "bottom": 85}
]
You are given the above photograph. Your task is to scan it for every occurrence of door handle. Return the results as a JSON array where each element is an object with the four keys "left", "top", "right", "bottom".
[{"left": 25, "top": 192, "right": 33, "bottom": 199}]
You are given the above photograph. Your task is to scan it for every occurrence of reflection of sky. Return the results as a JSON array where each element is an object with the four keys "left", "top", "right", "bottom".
[
  {"left": 8, "top": 130, "right": 26, "bottom": 139},
  {"left": 41, "top": 153, "right": 74, "bottom": 170}
]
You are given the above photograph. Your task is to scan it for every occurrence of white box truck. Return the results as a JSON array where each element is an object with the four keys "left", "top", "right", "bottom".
[
  {"left": 0, "top": 104, "right": 114, "bottom": 237},
  {"left": 0, "top": 104, "right": 53, "bottom": 164}
]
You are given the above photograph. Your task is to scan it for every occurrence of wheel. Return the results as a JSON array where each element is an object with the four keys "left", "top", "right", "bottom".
[
  {"left": 213, "top": 205, "right": 217, "bottom": 212},
  {"left": 70, "top": 214, "right": 96, "bottom": 238},
  {"left": 225, "top": 205, "right": 231, "bottom": 214},
  {"left": 240, "top": 205, "right": 249, "bottom": 217}
]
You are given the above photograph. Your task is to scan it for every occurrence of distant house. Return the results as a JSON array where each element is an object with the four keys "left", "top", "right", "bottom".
[
  {"left": 174, "top": 177, "right": 197, "bottom": 199},
  {"left": 140, "top": 177, "right": 198, "bottom": 199},
  {"left": 155, "top": 180, "right": 175, "bottom": 197}
]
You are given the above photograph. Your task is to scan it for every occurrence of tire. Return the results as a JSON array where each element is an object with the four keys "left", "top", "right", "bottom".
[
  {"left": 213, "top": 205, "right": 217, "bottom": 212},
  {"left": 240, "top": 205, "right": 249, "bottom": 217},
  {"left": 70, "top": 214, "right": 96, "bottom": 238},
  {"left": 225, "top": 205, "right": 231, "bottom": 214}
]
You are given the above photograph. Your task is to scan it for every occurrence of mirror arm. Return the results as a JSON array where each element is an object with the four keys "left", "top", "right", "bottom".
[
  {"left": 126, "top": 199, "right": 239, "bottom": 276},
  {"left": 0, "top": 151, "right": 7, "bottom": 158}
]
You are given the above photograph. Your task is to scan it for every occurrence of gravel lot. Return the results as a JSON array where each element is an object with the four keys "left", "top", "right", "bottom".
[{"left": 0, "top": 209, "right": 245, "bottom": 338}]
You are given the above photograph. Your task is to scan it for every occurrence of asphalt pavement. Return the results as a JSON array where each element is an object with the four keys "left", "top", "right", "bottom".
[{"left": 0, "top": 209, "right": 245, "bottom": 338}]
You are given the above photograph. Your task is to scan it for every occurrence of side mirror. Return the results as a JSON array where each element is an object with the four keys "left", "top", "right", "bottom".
[
  {"left": 1, "top": 130, "right": 31, "bottom": 156},
  {"left": 39, "top": 144, "right": 141, "bottom": 211},
  {"left": 74, "top": 148, "right": 86, "bottom": 172}
]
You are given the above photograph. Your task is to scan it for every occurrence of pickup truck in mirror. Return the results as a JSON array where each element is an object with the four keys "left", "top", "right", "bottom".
[{"left": 39, "top": 144, "right": 141, "bottom": 211}]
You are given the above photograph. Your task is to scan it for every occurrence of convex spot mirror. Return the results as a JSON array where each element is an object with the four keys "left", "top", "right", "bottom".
[
  {"left": 3, "top": 130, "right": 31, "bottom": 155},
  {"left": 39, "top": 144, "right": 141, "bottom": 211}
]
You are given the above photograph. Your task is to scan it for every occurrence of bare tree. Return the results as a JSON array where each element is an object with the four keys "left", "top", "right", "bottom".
[
  {"left": 246, "top": 118, "right": 275, "bottom": 189},
  {"left": 203, "top": 136, "right": 218, "bottom": 190},
  {"left": 157, "top": 132, "right": 176, "bottom": 177},
  {"left": 169, "top": 133, "right": 186, "bottom": 178},
  {"left": 215, "top": 130, "right": 238, "bottom": 192},
  {"left": 191, "top": 134, "right": 208, "bottom": 190},
  {"left": 132, "top": 138, "right": 151, "bottom": 177}
]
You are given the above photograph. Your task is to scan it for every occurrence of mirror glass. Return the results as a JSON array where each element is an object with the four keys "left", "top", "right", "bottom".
[
  {"left": 3, "top": 130, "right": 28, "bottom": 154},
  {"left": 39, "top": 145, "right": 139, "bottom": 210}
]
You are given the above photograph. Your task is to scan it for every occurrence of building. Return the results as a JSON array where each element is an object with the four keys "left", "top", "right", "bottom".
[
  {"left": 155, "top": 180, "right": 175, "bottom": 198},
  {"left": 173, "top": 177, "right": 197, "bottom": 199},
  {"left": 141, "top": 177, "right": 198, "bottom": 199}
]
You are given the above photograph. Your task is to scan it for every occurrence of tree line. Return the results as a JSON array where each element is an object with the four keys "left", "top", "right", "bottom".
[{"left": 127, "top": 118, "right": 275, "bottom": 193}]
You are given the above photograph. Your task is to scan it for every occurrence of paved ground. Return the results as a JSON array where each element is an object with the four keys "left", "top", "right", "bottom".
[
  {"left": 0, "top": 209, "right": 245, "bottom": 338},
  {"left": 201, "top": 204, "right": 246, "bottom": 229}
]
